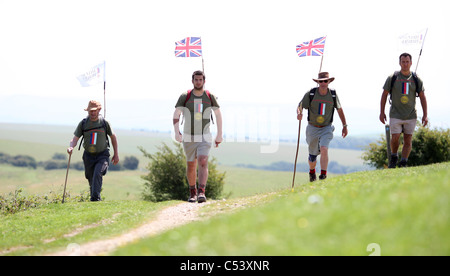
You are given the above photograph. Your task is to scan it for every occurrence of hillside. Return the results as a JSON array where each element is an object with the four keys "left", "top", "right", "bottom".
[
  {"left": 112, "top": 162, "right": 450, "bottom": 256},
  {"left": 2, "top": 162, "right": 448, "bottom": 256}
]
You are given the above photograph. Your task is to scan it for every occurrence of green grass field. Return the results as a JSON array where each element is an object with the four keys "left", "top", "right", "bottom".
[
  {"left": 112, "top": 162, "right": 450, "bottom": 256},
  {"left": 2, "top": 123, "right": 448, "bottom": 256},
  {"left": 2, "top": 162, "right": 449, "bottom": 255}
]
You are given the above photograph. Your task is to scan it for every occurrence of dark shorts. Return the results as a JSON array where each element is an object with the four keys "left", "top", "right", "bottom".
[{"left": 83, "top": 150, "right": 110, "bottom": 201}]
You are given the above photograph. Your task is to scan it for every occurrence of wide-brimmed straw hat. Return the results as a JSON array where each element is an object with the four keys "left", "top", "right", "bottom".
[
  {"left": 84, "top": 100, "right": 102, "bottom": 111},
  {"left": 313, "top": 72, "right": 335, "bottom": 83}
]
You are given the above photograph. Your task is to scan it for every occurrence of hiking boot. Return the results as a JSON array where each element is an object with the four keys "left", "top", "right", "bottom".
[
  {"left": 398, "top": 159, "right": 407, "bottom": 168},
  {"left": 319, "top": 174, "right": 327, "bottom": 180},
  {"left": 188, "top": 188, "right": 197, "bottom": 203},
  {"left": 388, "top": 155, "right": 398, "bottom": 169},
  {"left": 309, "top": 173, "right": 317, "bottom": 182},
  {"left": 197, "top": 188, "right": 206, "bottom": 203}
]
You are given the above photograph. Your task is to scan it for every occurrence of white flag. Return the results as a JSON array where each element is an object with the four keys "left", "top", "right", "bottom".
[
  {"left": 397, "top": 28, "right": 428, "bottom": 51},
  {"left": 76, "top": 61, "right": 105, "bottom": 87}
]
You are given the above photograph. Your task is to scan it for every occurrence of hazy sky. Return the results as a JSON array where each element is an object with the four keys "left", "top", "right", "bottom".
[{"left": 0, "top": 0, "right": 449, "bottom": 137}]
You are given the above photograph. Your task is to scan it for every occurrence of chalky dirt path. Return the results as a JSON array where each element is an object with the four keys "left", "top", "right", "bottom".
[
  {"left": 49, "top": 194, "right": 270, "bottom": 256},
  {"left": 49, "top": 201, "right": 211, "bottom": 256}
]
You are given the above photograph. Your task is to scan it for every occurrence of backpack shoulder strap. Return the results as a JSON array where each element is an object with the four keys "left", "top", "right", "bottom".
[
  {"left": 309, "top": 88, "right": 317, "bottom": 102},
  {"left": 184, "top": 89, "right": 193, "bottom": 106},
  {"left": 329, "top": 89, "right": 337, "bottom": 123},
  {"left": 78, "top": 117, "right": 88, "bottom": 151},
  {"left": 330, "top": 89, "right": 337, "bottom": 108},
  {"left": 388, "top": 71, "right": 399, "bottom": 104},
  {"left": 205, "top": 90, "right": 212, "bottom": 101},
  {"left": 101, "top": 117, "right": 110, "bottom": 147},
  {"left": 307, "top": 88, "right": 317, "bottom": 122},
  {"left": 411, "top": 72, "right": 421, "bottom": 96},
  {"left": 390, "top": 71, "right": 399, "bottom": 92},
  {"left": 205, "top": 90, "right": 215, "bottom": 124}
]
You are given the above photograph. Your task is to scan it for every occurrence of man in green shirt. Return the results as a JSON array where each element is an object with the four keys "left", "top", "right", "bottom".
[
  {"left": 380, "top": 53, "right": 428, "bottom": 168},
  {"left": 67, "top": 100, "right": 119, "bottom": 201},
  {"left": 297, "top": 72, "right": 348, "bottom": 182},
  {"left": 173, "top": 71, "right": 223, "bottom": 203}
]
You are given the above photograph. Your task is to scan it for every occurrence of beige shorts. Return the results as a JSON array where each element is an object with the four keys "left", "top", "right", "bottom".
[
  {"left": 390, "top": 118, "right": 416, "bottom": 135},
  {"left": 182, "top": 135, "right": 212, "bottom": 162}
]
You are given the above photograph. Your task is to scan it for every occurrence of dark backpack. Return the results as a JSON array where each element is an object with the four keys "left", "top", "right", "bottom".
[
  {"left": 78, "top": 116, "right": 110, "bottom": 151},
  {"left": 388, "top": 71, "right": 422, "bottom": 103},
  {"left": 308, "top": 88, "right": 337, "bottom": 123}
]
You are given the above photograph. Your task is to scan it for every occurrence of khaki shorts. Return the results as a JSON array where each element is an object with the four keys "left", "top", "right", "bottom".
[
  {"left": 390, "top": 118, "right": 416, "bottom": 135},
  {"left": 182, "top": 135, "right": 212, "bottom": 162},
  {"left": 306, "top": 124, "right": 334, "bottom": 156}
]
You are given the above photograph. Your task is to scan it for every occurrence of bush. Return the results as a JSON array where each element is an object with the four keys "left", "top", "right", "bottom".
[
  {"left": 9, "top": 155, "right": 37, "bottom": 169},
  {"left": 139, "top": 142, "right": 226, "bottom": 202},
  {"left": 72, "top": 161, "right": 85, "bottom": 171},
  {"left": 0, "top": 152, "right": 11, "bottom": 164},
  {"left": 52, "top": 153, "right": 67, "bottom": 161},
  {"left": 42, "top": 160, "right": 67, "bottom": 170},
  {"left": 363, "top": 124, "right": 450, "bottom": 169},
  {"left": 408, "top": 126, "right": 450, "bottom": 166},
  {"left": 123, "top": 156, "right": 139, "bottom": 170},
  {"left": 0, "top": 188, "right": 90, "bottom": 215},
  {"left": 108, "top": 162, "right": 122, "bottom": 171}
]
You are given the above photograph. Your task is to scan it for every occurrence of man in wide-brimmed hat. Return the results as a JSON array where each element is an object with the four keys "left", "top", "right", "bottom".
[
  {"left": 67, "top": 100, "right": 119, "bottom": 201},
  {"left": 297, "top": 72, "right": 348, "bottom": 182}
]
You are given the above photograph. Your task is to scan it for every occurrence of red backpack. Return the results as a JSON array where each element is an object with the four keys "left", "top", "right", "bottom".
[
  {"left": 185, "top": 89, "right": 212, "bottom": 105},
  {"left": 181, "top": 89, "right": 214, "bottom": 124}
]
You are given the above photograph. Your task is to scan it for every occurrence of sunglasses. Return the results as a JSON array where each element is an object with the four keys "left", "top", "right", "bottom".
[{"left": 318, "top": 80, "right": 329, "bottom": 83}]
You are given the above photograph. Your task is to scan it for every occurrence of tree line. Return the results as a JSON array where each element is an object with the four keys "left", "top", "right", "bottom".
[{"left": 0, "top": 152, "right": 139, "bottom": 171}]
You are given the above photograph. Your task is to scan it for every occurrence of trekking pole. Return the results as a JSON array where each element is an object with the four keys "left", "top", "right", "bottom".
[
  {"left": 291, "top": 119, "right": 302, "bottom": 192},
  {"left": 62, "top": 153, "right": 72, "bottom": 203},
  {"left": 385, "top": 124, "right": 391, "bottom": 167}
]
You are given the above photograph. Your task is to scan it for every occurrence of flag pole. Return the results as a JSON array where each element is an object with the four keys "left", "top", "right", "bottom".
[
  {"left": 318, "top": 54, "right": 324, "bottom": 73},
  {"left": 318, "top": 36, "right": 327, "bottom": 73},
  {"left": 202, "top": 57, "right": 205, "bottom": 74},
  {"left": 201, "top": 36, "right": 205, "bottom": 74},
  {"left": 415, "top": 28, "right": 428, "bottom": 73},
  {"left": 103, "top": 61, "right": 106, "bottom": 119},
  {"left": 103, "top": 81, "right": 106, "bottom": 118}
]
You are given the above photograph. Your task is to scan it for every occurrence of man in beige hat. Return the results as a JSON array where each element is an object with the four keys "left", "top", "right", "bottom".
[
  {"left": 67, "top": 100, "right": 119, "bottom": 201},
  {"left": 297, "top": 72, "right": 348, "bottom": 182}
]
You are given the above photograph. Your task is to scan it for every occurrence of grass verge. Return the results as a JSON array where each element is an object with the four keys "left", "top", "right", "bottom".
[
  {"left": 112, "top": 162, "right": 450, "bottom": 256},
  {"left": 0, "top": 200, "right": 175, "bottom": 255}
]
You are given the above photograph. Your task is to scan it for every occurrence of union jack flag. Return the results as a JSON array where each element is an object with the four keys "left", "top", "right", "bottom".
[
  {"left": 296, "top": 37, "right": 326, "bottom": 57},
  {"left": 175, "top": 37, "right": 202, "bottom": 57}
]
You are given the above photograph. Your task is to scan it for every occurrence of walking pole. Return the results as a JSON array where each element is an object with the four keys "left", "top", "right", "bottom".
[
  {"left": 291, "top": 119, "right": 302, "bottom": 192},
  {"left": 385, "top": 124, "right": 391, "bottom": 167},
  {"left": 62, "top": 153, "right": 72, "bottom": 203}
]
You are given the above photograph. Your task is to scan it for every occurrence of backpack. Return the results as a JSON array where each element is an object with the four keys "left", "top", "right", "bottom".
[
  {"left": 308, "top": 88, "right": 337, "bottom": 123},
  {"left": 181, "top": 89, "right": 215, "bottom": 124},
  {"left": 388, "top": 71, "right": 422, "bottom": 103},
  {"left": 78, "top": 116, "right": 110, "bottom": 151}
]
